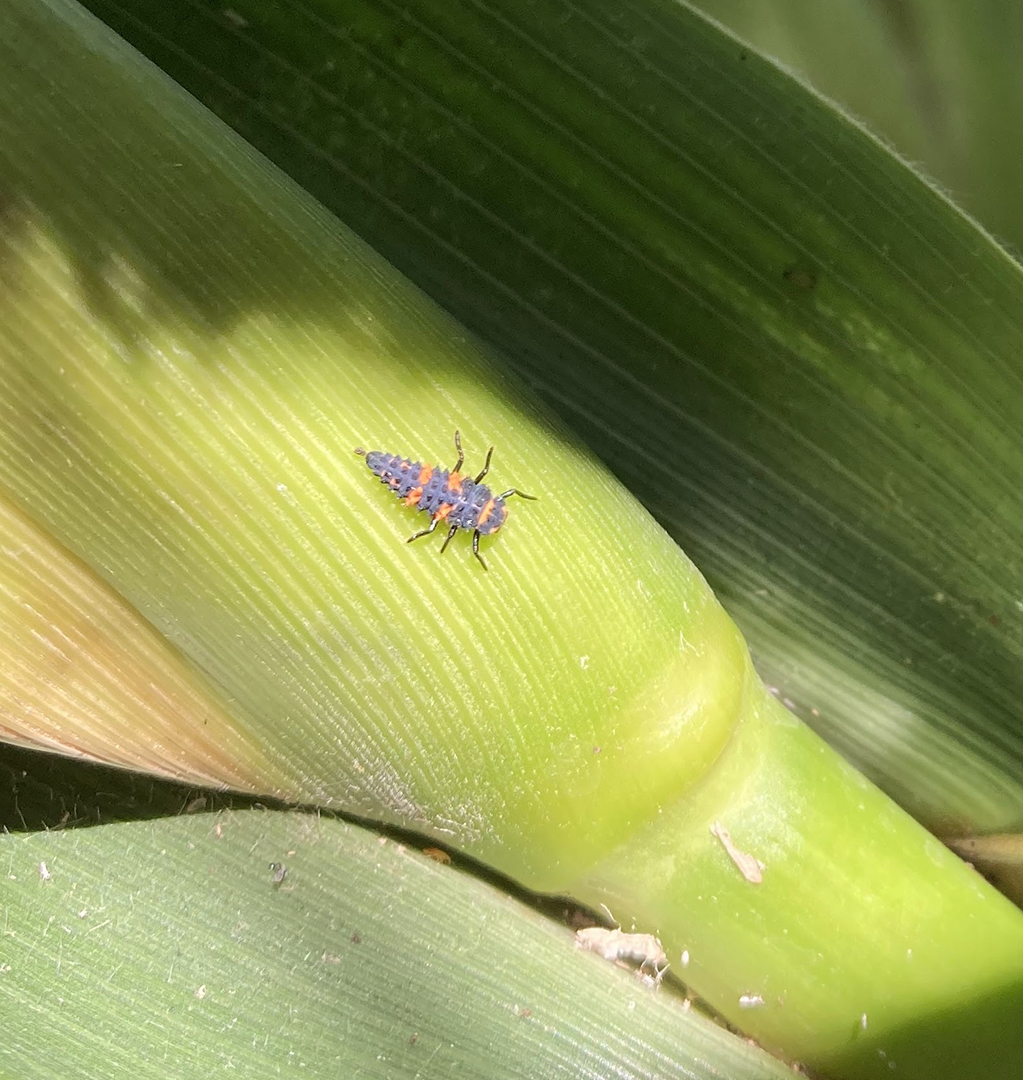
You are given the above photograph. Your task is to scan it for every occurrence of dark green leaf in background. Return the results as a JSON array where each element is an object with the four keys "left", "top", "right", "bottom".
[{"left": 692, "top": 0, "right": 1023, "bottom": 259}]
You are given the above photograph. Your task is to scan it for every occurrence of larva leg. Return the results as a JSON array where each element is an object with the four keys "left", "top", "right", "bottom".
[
  {"left": 439, "top": 522, "right": 459, "bottom": 554},
  {"left": 407, "top": 517, "right": 440, "bottom": 544},
  {"left": 452, "top": 431, "right": 464, "bottom": 474},
  {"left": 472, "top": 530, "right": 489, "bottom": 572},
  {"left": 474, "top": 446, "right": 494, "bottom": 484}
]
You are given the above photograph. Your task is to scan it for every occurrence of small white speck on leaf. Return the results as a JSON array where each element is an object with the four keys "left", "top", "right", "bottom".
[
  {"left": 38, "top": 862, "right": 52, "bottom": 882},
  {"left": 739, "top": 994, "right": 765, "bottom": 1009}
]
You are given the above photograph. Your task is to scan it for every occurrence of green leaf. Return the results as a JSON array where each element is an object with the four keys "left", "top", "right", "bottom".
[
  {"left": 0, "top": 808, "right": 794, "bottom": 1079},
  {"left": 691, "top": 0, "right": 1023, "bottom": 257},
  {"left": 79, "top": 0, "right": 1023, "bottom": 837},
  {"left": 1, "top": 0, "right": 750, "bottom": 886},
  {"left": 4, "top": 2, "right": 1023, "bottom": 1077}
]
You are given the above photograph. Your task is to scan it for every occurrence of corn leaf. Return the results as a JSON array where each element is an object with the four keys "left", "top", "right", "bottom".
[
  {"left": 0, "top": 807, "right": 795, "bottom": 1079},
  {"left": 80, "top": 0, "right": 1023, "bottom": 837},
  {"left": 4, "top": 2, "right": 1023, "bottom": 1078},
  {"left": 691, "top": 0, "right": 1023, "bottom": 257}
]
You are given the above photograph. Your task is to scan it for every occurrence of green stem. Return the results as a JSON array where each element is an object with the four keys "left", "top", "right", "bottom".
[{"left": 583, "top": 686, "right": 1023, "bottom": 1076}]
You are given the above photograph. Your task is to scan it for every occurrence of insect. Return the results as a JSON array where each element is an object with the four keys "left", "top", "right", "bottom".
[
  {"left": 422, "top": 846, "right": 452, "bottom": 865},
  {"left": 575, "top": 926, "right": 669, "bottom": 984},
  {"left": 355, "top": 431, "right": 535, "bottom": 570}
]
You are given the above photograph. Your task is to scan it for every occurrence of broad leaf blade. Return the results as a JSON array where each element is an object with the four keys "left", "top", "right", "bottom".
[
  {"left": 81, "top": 0, "right": 1023, "bottom": 834},
  {"left": 1, "top": 809, "right": 794, "bottom": 1079},
  {"left": 5, "top": 3, "right": 1023, "bottom": 1076}
]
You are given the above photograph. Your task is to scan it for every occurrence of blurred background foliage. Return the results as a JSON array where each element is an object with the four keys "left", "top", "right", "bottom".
[{"left": 691, "top": 0, "right": 1023, "bottom": 259}]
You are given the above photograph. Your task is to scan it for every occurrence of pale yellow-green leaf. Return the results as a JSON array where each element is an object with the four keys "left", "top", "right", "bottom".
[{"left": 0, "top": 492, "right": 276, "bottom": 791}]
